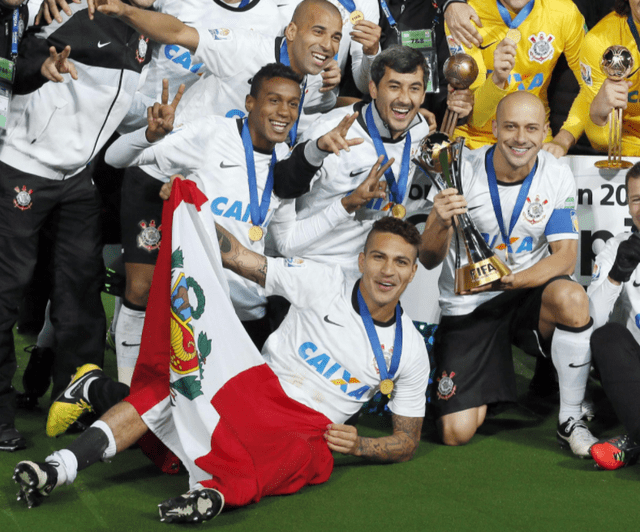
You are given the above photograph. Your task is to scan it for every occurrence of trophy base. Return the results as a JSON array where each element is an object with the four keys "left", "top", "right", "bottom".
[
  {"left": 594, "top": 159, "right": 633, "bottom": 169},
  {"left": 455, "top": 256, "right": 512, "bottom": 294}
]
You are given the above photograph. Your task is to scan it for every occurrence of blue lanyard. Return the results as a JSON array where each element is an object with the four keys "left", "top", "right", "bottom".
[
  {"left": 11, "top": 8, "right": 20, "bottom": 59},
  {"left": 335, "top": 0, "right": 356, "bottom": 12},
  {"left": 279, "top": 39, "right": 306, "bottom": 146},
  {"left": 241, "top": 119, "right": 275, "bottom": 228},
  {"left": 365, "top": 103, "right": 411, "bottom": 205},
  {"left": 357, "top": 286, "right": 402, "bottom": 383},
  {"left": 628, "top": 13, "right": 640, "bottom": 53},
  {"left": 485, "top": 146, "right": 537, "bottom": 257},
  {"left": 496, "top": 0, "right": 534, "bottom": 29},
  {"left": 238, "top": 0, "right": 250, "bottom": 7},
  {"left": 379, "top": 0, "right": 397, "bottom": 27}
]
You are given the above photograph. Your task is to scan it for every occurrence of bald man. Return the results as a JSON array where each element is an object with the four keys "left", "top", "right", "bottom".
[{"left": 420, "top": 92, "right": 597, "bottom": 457}]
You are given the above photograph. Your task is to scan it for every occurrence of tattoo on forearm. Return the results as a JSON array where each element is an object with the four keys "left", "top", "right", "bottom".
[
  {"left": 215, "top": 224, "right": 267, "bottom": 287},
  {"left": 356, "top": 415, "right": 422, "bottom": 463}
]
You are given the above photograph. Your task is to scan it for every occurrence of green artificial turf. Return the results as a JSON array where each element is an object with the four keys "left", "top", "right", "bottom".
[{"left": 1, "top": 295, "right": 639, "bottom": 531}]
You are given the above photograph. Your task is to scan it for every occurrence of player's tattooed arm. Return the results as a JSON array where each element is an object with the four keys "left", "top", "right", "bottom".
[
  {"left": 214, "top": 223, "right": 268, "bottom": 288},
  {"left": 325, "top": 414, "right": 422, "bottom": 463}
]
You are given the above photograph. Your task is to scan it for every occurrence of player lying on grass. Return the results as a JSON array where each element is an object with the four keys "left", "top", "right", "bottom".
[{"left": 13, "top": 187, "right": 430, "bottom": 524}]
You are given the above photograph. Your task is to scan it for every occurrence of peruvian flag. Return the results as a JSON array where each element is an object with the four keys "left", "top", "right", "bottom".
[{"left": 125, "top": 179, "right": 333, "bottom": 507}]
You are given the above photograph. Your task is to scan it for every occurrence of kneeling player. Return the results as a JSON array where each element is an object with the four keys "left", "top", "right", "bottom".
[
  {"left": 420, "top": 92, "right": 597, "bottom": 457},
  {"left": 13, "top": 183, "right": 429, "bottom": 523}
]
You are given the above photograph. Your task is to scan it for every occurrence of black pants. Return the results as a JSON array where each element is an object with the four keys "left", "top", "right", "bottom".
[
  {"left": 591, "top": 322, "right": 640, "bottom": 442},
  {"left": 0, "top": 162, "right": 105, "bottom": 424}
]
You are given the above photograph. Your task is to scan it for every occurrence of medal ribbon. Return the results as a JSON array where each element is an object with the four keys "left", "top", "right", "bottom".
[
  {"left": 238, "top": 0, "right": 250, "bottom": 7},
  {"left": 628, "top": 13, "right": 640, "bottom": 53},
  {"left": 365, "top": 103, "right": 411, "bottom": 206},
  {"left": 496, "top": 0, "right": 534, "bottom": 29},
  {"left": 279, "top": 39, "right": 306, "bottom": 145},
  {"left": 357, "top": 286, "right": 402, "bottom": 385},
  {"left": 11, "top": 8, "right": 20, "bottom": 60},
  {"left": 485, "top": 145, "right": 538, "bottom": 258},
  {"left": 336, "top": 0, "right": 356, "bottom": 12},
  {"left": 241, "top": 119, "right": 275, "bottom": 228}
]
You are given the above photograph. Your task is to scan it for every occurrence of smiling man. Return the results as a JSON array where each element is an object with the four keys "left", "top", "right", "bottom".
[
  {"left": 270, "top": 45, "right": 435, "bottom": 282},
  {"left": 14, "top": 212, "right": 429, "bottom": 524},
  {"left": 420, "top": 91, "right": 597, "bottom": 457}
]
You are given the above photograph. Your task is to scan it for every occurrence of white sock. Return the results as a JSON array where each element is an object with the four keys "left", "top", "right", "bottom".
[
  {"left": 36, "top": 301, "right": 55, "bottom": 349},
  {"left": 46, "top": 449, "right": 78, "bottom": 487},
  {"left": 551, "top": 320, "right": 593, "bottom": 424},
  {"left": 115, "top": 305, "right": 145, "bottom": 386},
  {"left": 93, "top": 420, "right": 117, "bottom": 460}
]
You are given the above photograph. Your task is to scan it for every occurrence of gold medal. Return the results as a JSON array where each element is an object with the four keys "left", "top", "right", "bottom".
[
  {"left": 391, "top": 204, "right": 406, "bottom": 219},
  {"left": 349, "top": 10, "right": 364, "bottom": 24},
  {"left": 248, "top": 225, "right": 264, "bottom": 242},
  {"left": 505, "top": 29, "right": 521, "bottom": 44},
  {"left": 380, "top": 379, "right": 394, "bottom": 395}
]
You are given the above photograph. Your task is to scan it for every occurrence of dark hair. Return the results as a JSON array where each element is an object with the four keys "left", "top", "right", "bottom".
[
  {"left": 614, "top": 0, "right": 630, "bottom": 16},
  {"left": 364, "top": 217, "right": 421, "bottom": 259},
  {"left": 249, "top": 63, "right": 303, "bottom": 99},
  {"left": 370, "top": 45, "right": 429, "bottom": 89},
  {"left": 625, "top": 162, "right": 640, "bottom": 189}
]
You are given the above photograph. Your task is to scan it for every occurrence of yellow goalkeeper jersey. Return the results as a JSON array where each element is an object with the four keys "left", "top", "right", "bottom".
[
  {"left": 445, "top": 0, "right": 586, "bottom": 149},
  {"left": 579, "top": 11, "right": 640, "bottom": 156}
]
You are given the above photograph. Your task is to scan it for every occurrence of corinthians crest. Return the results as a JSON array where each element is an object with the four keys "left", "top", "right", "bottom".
[
  {"left": 136, "top": 35, "right": 149, "bottom": 63},
  {"left": 168, "top": 248, "right": 212, "bottom": 403},
  {"left": 137, "top": 219, "right": 161, "bottom": 251},
  {"left": 437, "top": 371, "right": 456, "bottom": 401},
  {"left": 14, "top": 186, "right": 33, "bottom": 210},
  {"left": 523, "top": 195, "right": 548, "bottom": 225},
  {"left": 527, "top": 32, "right": 555, "bottom": 64}
]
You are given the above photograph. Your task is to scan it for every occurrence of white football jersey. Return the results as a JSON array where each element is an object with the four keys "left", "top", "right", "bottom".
[
  {"left": 292, "top": 102, "right": 432, "bottom": 280},
  {"left": 119, "top": 0, "right": 287, "bottom": 134},
  {"left": 263, "top": 257, "right": 430, "bottom": 424},
  {"left": 108, "top": 116, "right": 291, "bottom": 320},
  {"left": 588, "top": 232, "right": 640, "bottom": 345},
  {"left": 438, "top": 146, "right": 579, "bottom": 316}
]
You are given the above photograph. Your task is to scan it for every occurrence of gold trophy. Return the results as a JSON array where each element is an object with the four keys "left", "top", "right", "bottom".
[
  {"left": 413, "top": 134, "right": 511, "bottom": 294},
  {"left": 440, "top": 54, "right": 479, "bottom": 138},
  {"left": 595, "top": 45, "right": 634, "bottom": 169}
]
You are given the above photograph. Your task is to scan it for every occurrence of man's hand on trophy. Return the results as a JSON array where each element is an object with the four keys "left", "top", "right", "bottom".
[
  {"left": 590, "top": 78, "right": 632, "bottom": 127},
  {"left": 446, "top": 85, "right": 473, "bottom": 119},
  {"left": 492, "top": 40, "right": 516, "bottom": 89},
  {"left": 341, "top": 155, "right": 393, "bottom": 214},
  {"left": 432, "top": 188, "right": 467, "bottom": 229}
]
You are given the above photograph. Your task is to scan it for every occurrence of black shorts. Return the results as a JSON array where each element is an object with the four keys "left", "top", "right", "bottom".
[
  {"left": 431, "top": 276, "right": 572, "bottom": 417},
  {"left": 120, "top": 167, "right": 164, "bottom": 265}
]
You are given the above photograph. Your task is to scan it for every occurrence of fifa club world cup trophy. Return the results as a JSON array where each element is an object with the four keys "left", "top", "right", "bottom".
[
  {"left": 595, "top": 45, "right": 634, "bottom": 169},
  {"left": 413, "top": 134, "right": 511, "bottom": 294},
  {"left": 439, "top": 53, "right": 479, "bottom": 138}
]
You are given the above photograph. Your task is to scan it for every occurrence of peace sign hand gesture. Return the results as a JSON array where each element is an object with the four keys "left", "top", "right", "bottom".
[
  {"left": 41, "top": 45, "right": 78, "bottom": 83},
  {"left": 145, "top": 78, "right": 186, "bottom": 143},
  {"left": 341, "top": 155, "right": 394, "bottom": 214},
  {"left": 316, "top": 112, "right": 364, "bottom": 156}
]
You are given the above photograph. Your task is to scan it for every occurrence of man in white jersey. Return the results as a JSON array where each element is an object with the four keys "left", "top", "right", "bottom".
[
  {"left": 420, "top": 91, "right": 597, "bottom": 457},
  {"left": 275, "top": 45, "right": 471, "bottom": 281},
  {"left": 45, "top": 63, "right": 378, "bottom": 438},
  {"left": 587, "top": 162, "right": 640, "bottom": 470},
  {"left": 14, "top": 214, "right": 429, "bottom": 524}
]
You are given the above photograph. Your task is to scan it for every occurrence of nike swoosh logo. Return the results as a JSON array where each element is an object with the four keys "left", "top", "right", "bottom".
[
  {"left": 478, "top": 41, "right": 497, "bottom": 50},
  {"left": 568, "top": 361, "right": 591, "bottom": 368},
  {"left": 220, "top": 162, "right": 240, "bottom": 169},
  {"left": 98, "top": 41, "right": 111, "bottom": 48},
  {"left": 324, "top": 315, "right": 344, "bottom": 327},
  {"left": 349, "top": 168, "right": 369, "bottom": 177},
  {"left": 121, "top": 341, "right": 141, "bottom": 347},
  {"left": 633, "top": 281, "right": 640, "bottom": 287},
  {"left": 62, "top": 374, "right": 90, "bottom": 401}
]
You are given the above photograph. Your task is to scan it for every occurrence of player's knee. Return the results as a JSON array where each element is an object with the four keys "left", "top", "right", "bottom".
[
  {"left": 438, "top": 418, "right": 477, "bottom": 446},
  {"left": 125, "top": 277, "right": 152, "bottom": 307},
  {"left": 545, "top": 281, "right": 589, "bottom": 325}
]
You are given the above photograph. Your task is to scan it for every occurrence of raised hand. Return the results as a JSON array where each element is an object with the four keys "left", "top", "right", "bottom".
[
  {"left": 146, "top": 79, "right": 186, "bottom": 143},
  {"left": 444, "top": 2, "right": 483, "bottom": 49},
  {"left": 35, "top": 0, "right": 80, "bottom": 25},
  {"left": 320, "top": 59, "right": 341, "bottom": 93},
  {"left": 351, "top": 20, "right": 382, "bottom": 56},
  {"left": 341, "top": 155, "right": 394, "bottom": 214},
  {"left": 40, "top": 45, "right": 78, "bottom": 83},
  {"left": 609, "top": 232, "right": 640, "bottom": 284},
  {"left": 492, "top": 39, "right": 517, "bottom": 88},
  {"left": 316, "top": 111, "right": 364, "bottom": 155}
]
